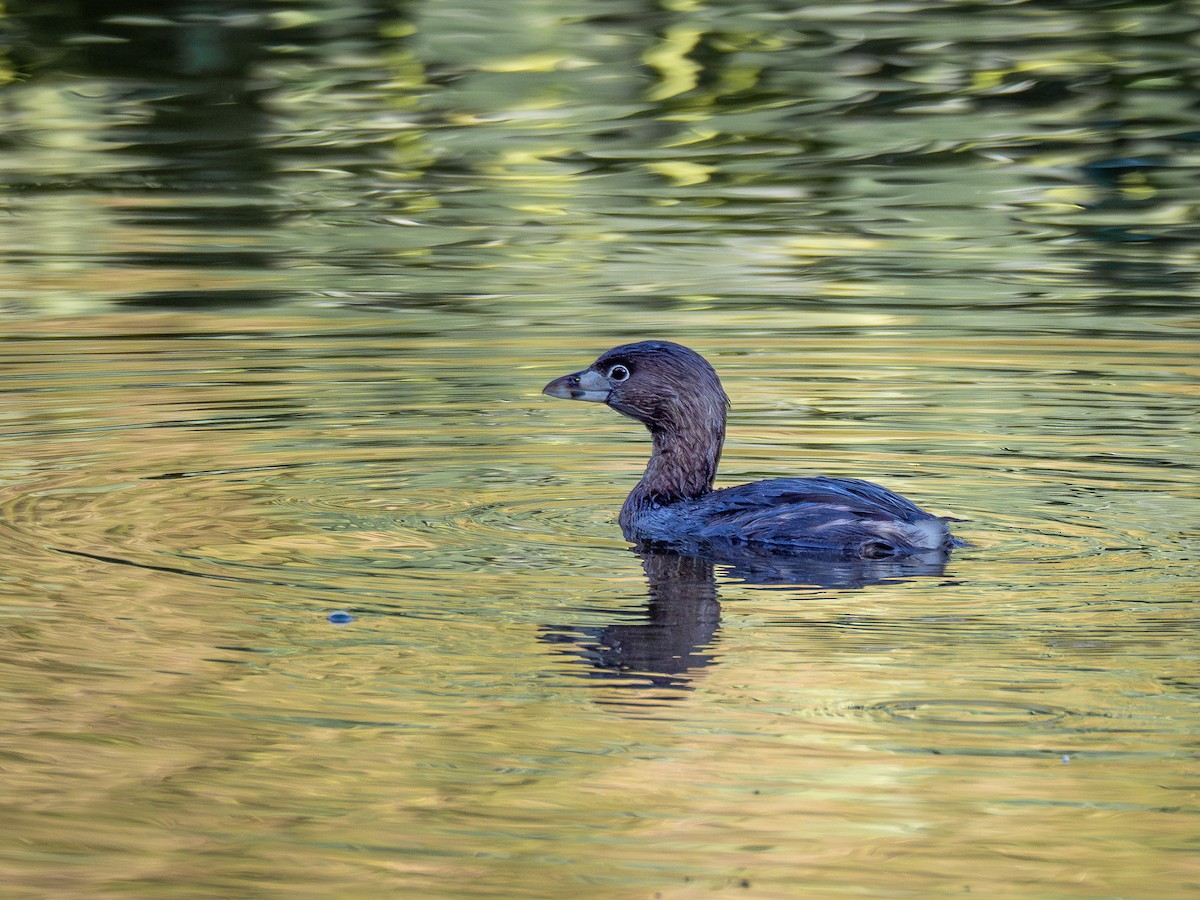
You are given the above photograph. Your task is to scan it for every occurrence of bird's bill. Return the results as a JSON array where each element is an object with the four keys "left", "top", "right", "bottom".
[{"left": 542, "top": 368, "right": 610, "bottom": 403}]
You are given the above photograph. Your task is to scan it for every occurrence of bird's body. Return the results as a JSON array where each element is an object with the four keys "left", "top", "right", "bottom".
[
  {"left": 625, "top": 476, "right": 951, "bottom": 559},
  {"left": 543, "top": 340, "right": 956, "bottom": 560}
]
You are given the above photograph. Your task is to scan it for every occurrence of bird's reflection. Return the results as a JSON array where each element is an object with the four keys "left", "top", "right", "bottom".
[
  {"left": 541, "top": 547, "right": 721, "bottom": 688},
  {"left": 541, "top": 543, "right": 950, "bottom": 688},
  {"left": 704, "top": 542, "right": 951, "bottom": 589}
]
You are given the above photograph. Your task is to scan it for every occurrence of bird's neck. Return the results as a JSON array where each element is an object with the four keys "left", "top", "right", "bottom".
[{"left": 624, "top": 417, "right": 724, "bottom": 513}]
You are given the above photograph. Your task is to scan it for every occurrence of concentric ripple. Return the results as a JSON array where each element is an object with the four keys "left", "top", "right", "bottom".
[
  {"left": 0, "top": 458, "right": 629, "bottom": 607},
  {"left": 868, "top": 698, "right": 1070, "bottom": 727}
]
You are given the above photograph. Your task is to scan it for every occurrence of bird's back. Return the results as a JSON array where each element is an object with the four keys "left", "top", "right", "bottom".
[{"left": 624, "top": 476, "right": 954, "bottom": 559}]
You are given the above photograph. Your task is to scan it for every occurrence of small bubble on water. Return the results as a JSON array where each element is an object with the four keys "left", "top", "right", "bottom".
[{"left": 328, "top": 611, "right": 355, "bottom": 625}]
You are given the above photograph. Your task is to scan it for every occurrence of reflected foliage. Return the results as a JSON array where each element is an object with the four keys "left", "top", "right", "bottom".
[
  {"left": 1, "top": 4, "right": 1199, "bottom": 897},
  {"left": 0, "top": 0, "right": 1199, "bottom": 310}
]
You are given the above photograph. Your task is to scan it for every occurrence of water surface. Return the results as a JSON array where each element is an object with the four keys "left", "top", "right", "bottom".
[{"left": 1, "top": 2, "right": 1198, "bottom": 897}]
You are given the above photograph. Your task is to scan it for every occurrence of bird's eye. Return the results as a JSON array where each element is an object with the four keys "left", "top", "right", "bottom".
[{"left": 607, "top": 364, "right": 630, "bottom": 382}]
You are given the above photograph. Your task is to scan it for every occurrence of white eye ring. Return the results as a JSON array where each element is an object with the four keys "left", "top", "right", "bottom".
[{"left": 607, "top": 364, "right": 630, "bottom": 382}]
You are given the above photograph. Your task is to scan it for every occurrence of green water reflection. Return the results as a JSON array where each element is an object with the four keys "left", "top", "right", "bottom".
[
  {"left": 1, "top": 1, "right": 1199, "bottom": 897},
  {"left": 4, "top": 0, "right": 1200, "bottom": 313}
]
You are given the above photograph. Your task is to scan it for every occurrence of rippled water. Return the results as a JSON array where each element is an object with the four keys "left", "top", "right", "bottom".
[{"left": 2, "top": 2, "right": 1199, "bottom": 897}]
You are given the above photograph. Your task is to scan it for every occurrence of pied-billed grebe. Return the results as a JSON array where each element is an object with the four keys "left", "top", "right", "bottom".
[{"left": 543, "top": 340, "right": 957, "bottom": 560}]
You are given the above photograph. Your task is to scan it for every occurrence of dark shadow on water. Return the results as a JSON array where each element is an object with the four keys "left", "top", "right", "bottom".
[
  {"left": 542, "top": 549, "right": 722, "bottom": 689},
  {"left": 541, "top": 543, "right": 951, "bottom": 690}
]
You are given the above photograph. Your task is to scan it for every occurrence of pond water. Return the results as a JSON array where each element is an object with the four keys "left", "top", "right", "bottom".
[{"left": 2, "top": 2, "right": 1199, "bottom": 896}]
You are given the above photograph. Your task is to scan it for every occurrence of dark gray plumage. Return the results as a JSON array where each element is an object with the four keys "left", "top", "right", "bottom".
[{"left": 544, "top": 340, "right": 957, "bottom": 560}]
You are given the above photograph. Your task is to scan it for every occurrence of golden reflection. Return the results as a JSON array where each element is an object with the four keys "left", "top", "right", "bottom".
[
  {"left": 0, "top": 305, "right": 1196, "bottom": 896},
  {"left": 644, "top": 26, "right": 703, "bottom": 101},
  {"left": 2, "top": 0, "right": 1200, "bottom": 890}
]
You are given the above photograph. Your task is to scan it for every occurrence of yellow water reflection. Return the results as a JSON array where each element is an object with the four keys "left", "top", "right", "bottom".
[
  {"left": 0, "top": 307, "right": 1196, "bottom": 895},
  {"left": 3, "top": 0, "right": 1200, "bottom": 889}
]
